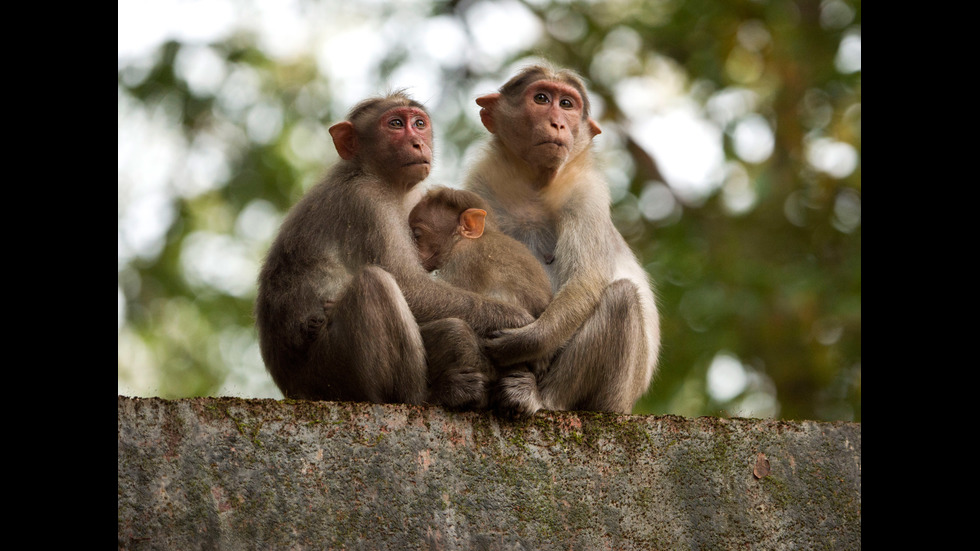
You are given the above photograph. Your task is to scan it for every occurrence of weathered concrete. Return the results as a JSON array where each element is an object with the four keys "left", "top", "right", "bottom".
[{"left": 117, "top": 396, "right": 860, "bottom": 550}]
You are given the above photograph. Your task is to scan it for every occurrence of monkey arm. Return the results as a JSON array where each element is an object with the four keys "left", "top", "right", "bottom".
[
  {"left": 482, "top": 211, "right": 617, "bottom": 367},
  {"left": 482, "top": 269, "right": 606, "bottom": 366},
  {"left": 365, "top": 201, "right": 534, "bottom": 335},
  {"left": 400, "top": 274, "right": 535, "bottom": 335}
]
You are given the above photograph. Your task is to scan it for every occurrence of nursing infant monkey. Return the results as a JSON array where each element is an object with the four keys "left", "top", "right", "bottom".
[
  {"left": 409, "top": 186, "right": 553, "bottom": 417},
  {"left": 256, "top": 64, "right": 660, "bottom": 417}
]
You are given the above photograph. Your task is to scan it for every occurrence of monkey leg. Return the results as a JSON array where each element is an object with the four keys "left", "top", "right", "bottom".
[
  {"left": 537, "top": 278, "right": 648, "bottom": 414},
  {"left": 420, "top": 318, "right": 492, "bottom": 410},
  {"left": 308, "top": 265, "right": 428, "bottom": 404}
]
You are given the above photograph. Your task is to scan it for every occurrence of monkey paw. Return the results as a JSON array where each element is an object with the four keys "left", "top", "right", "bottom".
[
  {"left": 428, "top": 368, "right": 489, "bottom": 411},
  {"left": 493, "top": 370, "right": 543, "bottom": 420},
  {"left": 301, "top": 314, "right": 327, "bottom": 341},
  {"left": 482, "top": 329, "right": 546, "bottom": 368}
]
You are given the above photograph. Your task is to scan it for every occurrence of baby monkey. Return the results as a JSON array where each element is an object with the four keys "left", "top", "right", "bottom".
[{"left": 409, "top": 186, "right": 553, "bottom": 417}]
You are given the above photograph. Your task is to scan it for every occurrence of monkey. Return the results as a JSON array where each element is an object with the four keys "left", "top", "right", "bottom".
[
  {"left": 409, "top": 186, "right": 552, "bottom": 317},
  {"left": 254, "top": 91, "right": 534, "bottom": 409},
  {"left": 462, "top": 64, "right": 661, "bottom": 415},
  {"left": 408, "top": 186, "right": 554, "bottom": 417}
]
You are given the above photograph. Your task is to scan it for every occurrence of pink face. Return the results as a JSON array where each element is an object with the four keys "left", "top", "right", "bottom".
[
  {"left": 519, "top": 80, "right": 587, "bottom": 156},
  {"left": 483, "top": 78, "right": 596, "bottom": 173},
  {"left": 328, "top": 100, "right": 435, "bottom": 189},
  {"left": 378, "top": 106, "right": 433, "bottom": 172}
]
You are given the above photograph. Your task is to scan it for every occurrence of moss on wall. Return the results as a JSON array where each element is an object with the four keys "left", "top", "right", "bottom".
[{"left": 118, "top": 396, "right": 860, "bottom": 550}]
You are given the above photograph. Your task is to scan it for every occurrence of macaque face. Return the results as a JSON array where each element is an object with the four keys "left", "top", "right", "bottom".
[
  {"left": 329, "top": 101, "right": 434, "bottom": 190},
  {"left": 374, "top": 105, "right": 434, "bottom": 188},
  {"left": 357, "top": 105, "right": 432, "bottom": 189},
  {"left": 504, "top": 79, "right": 589, "bottom": 171}
]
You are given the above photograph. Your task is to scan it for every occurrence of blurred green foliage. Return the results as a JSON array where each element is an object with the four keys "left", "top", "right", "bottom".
[{"left": 118, "top": 0, "right": 860, "bottom": 421}]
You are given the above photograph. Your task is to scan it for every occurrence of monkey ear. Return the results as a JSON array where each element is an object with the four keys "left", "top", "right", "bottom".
[
  {"left": 458, "top": 208, "right": 487, "bottom": 239},
  {"left": 475, "top": 94, "right": 500, "bottom": 134},
  {"left": 328, "top": 121, "right": 357, "bottom": 160},
  {"left": 588, "top": 118, "right": 602, "bottom": 138}
]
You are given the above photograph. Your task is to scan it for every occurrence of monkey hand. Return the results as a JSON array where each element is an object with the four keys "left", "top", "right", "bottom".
[
  {"left": 478, "top": 302, "right": 535, "bottom": 335},
  {"left": 301, "top": 312, "right": 327, "bottom": 342},
  {"left": 481, "top": 322, "right": 550, "bottom": 367},
  {"left": 321, "top": 300, "right": 336, "bottom": 328},
  {"left": 529, "top": 357, "right": 551, "bottom": 379}
]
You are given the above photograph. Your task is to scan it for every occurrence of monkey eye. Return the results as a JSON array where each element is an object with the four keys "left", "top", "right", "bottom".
[
  {"left": 559, "top": 98, "right": 574, "bottom": 109},
  {"left": 413, "top": 118, "right": 427, "bottom": 129},
  {"left": 411, "top": 227, "right": 422, "bottom": 241},
  {"left": 533, "top": 93, "right": 549, "bottom": 104},
  {"left": 388, "top": 118, "right": 405, "bottom": 128}
]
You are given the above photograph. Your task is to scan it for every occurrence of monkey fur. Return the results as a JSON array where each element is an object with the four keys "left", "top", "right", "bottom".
[
  {"left": 410, "top": 185, "right": 554, "bottom": 417},
  {"left": 464, "top": 65, "right": 661, "bottom": 415},
  {"left": 255, "top": 92, "right": 533, "bottom": 407}
]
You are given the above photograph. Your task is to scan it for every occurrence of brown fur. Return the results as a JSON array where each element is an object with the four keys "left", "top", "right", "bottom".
[
  {"left": 410, "top": 186, "right": 555, "bottom": 417},
  {"left": 465, "top": 65, "right": 661, "bottom": 415},
  {"left": 255, "top": 92, "right": 533, "bottom": 407},
  {"left": 410, "top": 186, "right": 552, "bottom": 317}
]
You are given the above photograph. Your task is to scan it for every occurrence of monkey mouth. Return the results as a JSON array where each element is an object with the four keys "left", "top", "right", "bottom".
[
  {"left": 537, "top": 140, "right": 567, "bottom": 149},
  {"left": 405, "top": 160, "right": 431, "bottom": 167}
]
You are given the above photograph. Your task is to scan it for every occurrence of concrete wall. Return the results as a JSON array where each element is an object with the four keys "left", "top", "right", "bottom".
[{"left": 117, "top": 396, "right": 860, "bottom": 550}]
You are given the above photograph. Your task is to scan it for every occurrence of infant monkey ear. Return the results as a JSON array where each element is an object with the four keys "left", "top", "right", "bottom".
[{"left": 458, "top": 208, "right": 487, "bottom": 239}]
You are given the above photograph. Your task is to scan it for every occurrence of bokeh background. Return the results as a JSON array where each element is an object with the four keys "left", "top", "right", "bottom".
[{"left": 118, "top": 0, "right": 861, "bottom": 421}]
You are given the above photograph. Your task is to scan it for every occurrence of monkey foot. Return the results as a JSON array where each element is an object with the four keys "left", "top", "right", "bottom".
[
  {"left": 493, "top": 370, "right": 543, "bottom": 419},
  {"left": 428, "top": 369, "right": 489, "bottom": 411}
]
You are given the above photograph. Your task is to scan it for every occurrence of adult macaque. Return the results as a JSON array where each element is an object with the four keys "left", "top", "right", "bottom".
[
  {"left": 464, "top": 64, "right": 661, "bottom": 415},
  {"left": 255, "top": 92, "right": 532, "bottom": 408},
  {"left": 409, "top": 186, "right": 553, "bottom": 417}
]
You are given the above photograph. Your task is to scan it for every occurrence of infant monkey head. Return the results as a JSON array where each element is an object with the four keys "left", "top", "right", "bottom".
[
  {"left": 408, "top": 185, "right": 552, "bottom": 320},
  {"left": 409, "top": 187, "right": 492, "bottom": 272}
]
